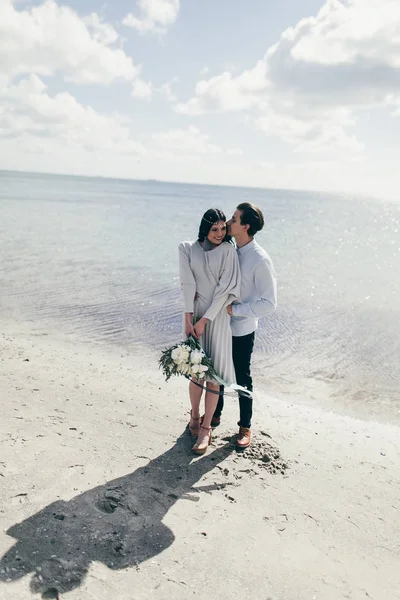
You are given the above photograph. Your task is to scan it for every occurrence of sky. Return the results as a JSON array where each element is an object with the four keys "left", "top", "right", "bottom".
[{"left": 1, "top": 0, "right": 400, "bottom": 197}]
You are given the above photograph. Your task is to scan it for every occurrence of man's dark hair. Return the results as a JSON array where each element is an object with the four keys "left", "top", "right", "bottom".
[{"left": 236, "top": 202, "right": 264, "bottom": 237}]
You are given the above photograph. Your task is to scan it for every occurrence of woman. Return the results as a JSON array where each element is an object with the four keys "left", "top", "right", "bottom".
[{"left": 179, "top": 208, "right": 241, "bottom": 455}]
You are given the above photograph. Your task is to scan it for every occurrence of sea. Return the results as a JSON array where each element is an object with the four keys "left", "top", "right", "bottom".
[{"left": 1, "top": 170, "right": 399, "bottom": 422}]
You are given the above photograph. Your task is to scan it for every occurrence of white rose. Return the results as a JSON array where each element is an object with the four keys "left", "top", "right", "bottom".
[
  {"left": 173, "top": 345, "right": 189, "bottom": 365},
  {"left": 171, "top": 348, "right": 181, "bottom": 363},
  {"left": 178, "top": 363, "right": 189, "bottom": 375},
  {"left": 190, "top": 349, "right": 204, "bottom": 365},
  {"left": 180, "top": 348, "right": 189, "bottom": 362}
]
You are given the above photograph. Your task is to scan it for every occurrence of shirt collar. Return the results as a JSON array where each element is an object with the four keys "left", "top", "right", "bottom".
[{"left": 237, "top": 239, "right": 255, "bottom": 256}]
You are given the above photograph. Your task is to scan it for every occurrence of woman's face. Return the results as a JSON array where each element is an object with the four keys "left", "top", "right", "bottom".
[{"left": 207, "top": 220, "right": 227, "bottom": 245}]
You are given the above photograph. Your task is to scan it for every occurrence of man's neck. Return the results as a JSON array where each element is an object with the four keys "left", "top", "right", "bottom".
[{"left": 235, "top": 234, "right": 253, "bottom": 249}]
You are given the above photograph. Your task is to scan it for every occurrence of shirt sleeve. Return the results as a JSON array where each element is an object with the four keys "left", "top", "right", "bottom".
[
  {"left": 203, "top": 245, "right": 241, "bottom": 322},
  {"left": 231, "top": 259, "right": 277, "bottom": 318},
  {"left": 178, "top": 242, "right": 196, "bottom": 313}
]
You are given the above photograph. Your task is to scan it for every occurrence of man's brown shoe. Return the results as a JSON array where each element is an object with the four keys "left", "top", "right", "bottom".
[{"left": 236, "top": 426, "right": 251, "bottom": 449}]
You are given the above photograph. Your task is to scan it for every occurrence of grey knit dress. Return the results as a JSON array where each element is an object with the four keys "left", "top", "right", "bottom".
[{"left": 178, "top": 240, "right": 241, "bottom": 385}]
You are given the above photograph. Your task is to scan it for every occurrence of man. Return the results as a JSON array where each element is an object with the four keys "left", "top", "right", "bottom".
[{"left": 213, "top": 202, "right": 277, "bottom": 448}]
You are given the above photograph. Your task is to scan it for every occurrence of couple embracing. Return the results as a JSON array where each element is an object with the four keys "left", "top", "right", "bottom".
[{"left": 179, "top": 203, "right": 277, "bottom": 455}]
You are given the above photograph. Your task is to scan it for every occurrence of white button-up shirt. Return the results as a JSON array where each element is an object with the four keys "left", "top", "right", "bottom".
[{"left": 231, "top": 239, "right": 277, "bottom": 337}]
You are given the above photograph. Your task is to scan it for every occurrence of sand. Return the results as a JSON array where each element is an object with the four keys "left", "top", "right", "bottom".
[{"left": 0, "top": 326, "right": 399, "bottom": 600}]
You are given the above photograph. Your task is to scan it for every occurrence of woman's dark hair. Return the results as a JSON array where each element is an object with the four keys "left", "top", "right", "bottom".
[
  {"left": 198, "top": 208, "right": 231, "bottom": 244},
  {"left": 236, "top": 202, "right": 264, "bottom": 237}
]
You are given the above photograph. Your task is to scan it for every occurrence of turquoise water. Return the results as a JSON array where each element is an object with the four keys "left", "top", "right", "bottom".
[{"left": 1, "top": 170, "right": 399, "bottom": 419}]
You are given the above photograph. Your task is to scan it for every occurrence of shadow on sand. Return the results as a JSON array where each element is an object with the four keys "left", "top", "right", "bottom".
[{"left": 0, "top": 433, "right": 233, "bottom": 596}]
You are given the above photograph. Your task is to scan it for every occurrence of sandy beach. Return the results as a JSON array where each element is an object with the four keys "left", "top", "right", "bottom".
[{"left": 1, "top": 325, "right": 399, "bottom": 600}]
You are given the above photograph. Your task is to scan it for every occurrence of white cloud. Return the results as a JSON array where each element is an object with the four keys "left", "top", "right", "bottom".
[
  {"left": 123, "top": 0, "right": 180, "bottom": 34},
  {"left": 0, "top": 73, "right": 238, "bottom": 167},
  {"left": 175, "top": 62, "right": 268, "bottom": 115},
  {"left": 256, "top": 107, "right": 363, "bottom": 154},
  {"left": 158, "top": 78, "right": 178, "bottom": 103},
  {"left": 0, "top": 74, "right": 144, "bottom": 154},
  {"left": 132, "top": 78, "right": 153, "bottom": 100},
  {"left": 176, "top": 0, "right": 400, "bottom": 152},
  {"left": 0, "top": 0, "right": 154, "bottom": 164},
  {"left": 151, "top": 125, "right": 222, "bottom": 155},
  {"left": 291, "top": 0, "right": 400, "bottom": 68},
  {"left": 0, "top": 0, "right": 139, "bottom": 85},
  {"left": 227, "top": 148, "right": 244, "bottom": 156},
  {"left": 84, "top": 12, "right": 119, "bottom": 46}
]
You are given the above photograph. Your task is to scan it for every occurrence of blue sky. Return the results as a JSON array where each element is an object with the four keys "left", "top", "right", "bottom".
[{"left": 1, "top": 0, "right": 400, "bottom": 197}]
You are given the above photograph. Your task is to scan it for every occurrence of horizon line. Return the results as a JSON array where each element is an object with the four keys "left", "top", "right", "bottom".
[{"left": 0, "top": 167, "right": 382, "bottom": 203}]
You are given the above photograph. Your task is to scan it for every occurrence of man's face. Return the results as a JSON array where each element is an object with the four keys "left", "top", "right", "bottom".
[{"left": 227, "top": 209, "right": 246, "bottom": 238}]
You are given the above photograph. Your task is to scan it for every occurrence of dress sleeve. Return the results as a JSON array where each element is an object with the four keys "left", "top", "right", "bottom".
[
  {"left": 178, "top": 242, "right": 196, "bottom": 313},
  {"left": 203, "top": 244, "right": 241, "bottom": 322}
]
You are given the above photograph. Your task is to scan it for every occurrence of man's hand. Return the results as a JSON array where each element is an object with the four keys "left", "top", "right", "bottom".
[
  {"left": 194, "top": 317, "right": 208, "bottom": 339},
  {"left": 226, "top": 304, "right": 233, "bottom": 316}
]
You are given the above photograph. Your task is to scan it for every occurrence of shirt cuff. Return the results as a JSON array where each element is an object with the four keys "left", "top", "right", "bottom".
[{"left": 231, "top": 304, "right": 242, "bottom": 316}]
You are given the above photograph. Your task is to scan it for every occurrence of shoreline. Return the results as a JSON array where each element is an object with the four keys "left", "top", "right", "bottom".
[
  {"left": 2, "top": 316, "right": 398, "bottom": 428},
  {"left": 1, "top": 325, "right": 400, "bottom": 599}
]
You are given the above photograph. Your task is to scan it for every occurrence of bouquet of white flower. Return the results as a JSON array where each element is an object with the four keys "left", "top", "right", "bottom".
[{"left": 159, "top": 335, "right": 220, "bottom": 383}]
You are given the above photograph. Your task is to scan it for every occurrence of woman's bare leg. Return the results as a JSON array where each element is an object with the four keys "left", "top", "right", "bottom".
[
  {"left": 202, "top": 382, "right": 220, "bottom": 428},
  {"left": 189, "top": 378, "right": 203, "bottom": 434},
  {"left": 193, "top": 382, "right": 219, "bottom": 450}
]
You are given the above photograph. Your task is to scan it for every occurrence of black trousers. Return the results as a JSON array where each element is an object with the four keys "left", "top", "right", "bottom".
[{"left": 214, "top": 332, "right": 255, "bottom": 428}]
